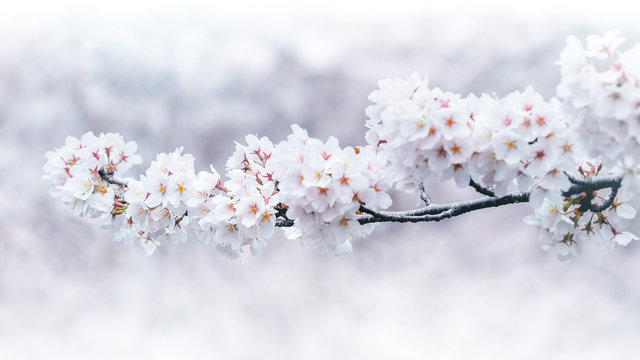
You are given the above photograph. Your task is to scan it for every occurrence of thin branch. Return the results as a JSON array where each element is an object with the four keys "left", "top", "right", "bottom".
[
  {"left": 418, "top": 182, "right": 432, "bottom": 205},
  {"left": 577, "top": 191, "right": 595, "bottom": 213},
  {"left": 274, "top": 203, "right": 294, "bottom": 227},
  {"left": 588, "top": 181, "right": 621, "bottom": 213},
  {"left": 275, "top": 218, "right": 295, "bottom": 227},
  {"left": 563, "top": 175, "right": 621, "bottom": 196},
  {"left": 569, "top": 173, "right": 621, "bottom": 214},
  {"left": 469, "top": 178, "right": 495, "bottom": 197},
  {"left": 358, "top": 204, "right": 401, "bottom": 222}
]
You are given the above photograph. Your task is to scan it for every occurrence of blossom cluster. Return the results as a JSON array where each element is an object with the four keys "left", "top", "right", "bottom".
[
  {"left": 524, "top": 160, "right": 638, "bottom": 258},
  {"left": 211, "top": 135, "right": 280, "bottom": 258},
  {"left": 364, "top": 39, "right": 640, "bottom": 258},
  {"left": 43, "top": 131, "right": 141, "bottom": 220},
  {"left": 115, "top": 147, "right": 209, "bottom": 254},
  {"left": 558, "top": 30, "right": 640, "bottom": 172},
  {"left": 551, "top": 30, "right": 640, "bottom": 256},
  {"left": 365, "top": 73, "right": 576, "bottom": 198},
  {"left": 116, "top": 136, "right": 280, "bottom": 258},
  {"left": 269, "top": 125, "right": 392, "bottom": 254}
]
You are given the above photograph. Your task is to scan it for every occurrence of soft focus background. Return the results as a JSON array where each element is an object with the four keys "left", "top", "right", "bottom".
[{"left": 2, "top": 1, "right": 640, "bottom": 358}]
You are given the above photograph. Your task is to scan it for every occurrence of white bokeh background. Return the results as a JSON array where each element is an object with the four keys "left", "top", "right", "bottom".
[{"left": 2, "top": 1, "right": 640, "bottom": 358}]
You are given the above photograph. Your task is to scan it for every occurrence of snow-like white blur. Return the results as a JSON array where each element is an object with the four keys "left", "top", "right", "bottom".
[{"left": 2, "top": 1, "right": 640, "bottom": 359}]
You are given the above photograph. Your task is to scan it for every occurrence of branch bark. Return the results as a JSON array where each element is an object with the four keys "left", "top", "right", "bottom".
[
  {"left": 98, "top": 168, "right": 128, "bottom": 188},
  {"left": 469, "top": 178, "right": 496, "bottom": 197},
  {"left": 357, "top": 191, "right": 529, "bottom": 225},
  {"left": 418, "top": 182, "right": 432, "bottom": 205},
  {"left": 353, "top": 175, "right": 623, "bottom": 226}
]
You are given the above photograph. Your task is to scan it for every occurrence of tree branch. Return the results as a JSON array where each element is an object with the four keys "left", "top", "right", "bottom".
[
  {"left": 469, "top": 178, "right": 495, "bottom": 197},
  {"left": 351, "top": 175, "right": 623, "bottom": 225},
  {"left": 274, "top": 203, "right": 294, "bottom": 227},
  {"left": 358, "top": 191, "right": 529, "bottom": 225},
  {"left": 275, "top": 218, "right": 295, "bottom": 227},
  {"left": 98, "top": 168, "right": 128, "bottom": 188},
  {"left": 564, "top": 174, "right": 621, "bottom": 196},
  {"left": 589, "top": 184, "right": 620, "bottom": 213}
]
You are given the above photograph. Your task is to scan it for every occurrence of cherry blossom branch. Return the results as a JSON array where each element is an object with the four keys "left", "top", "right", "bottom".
[
  {"left": 42, "top": 31, "right": 640, "bottom": 259},
  {"left": 95, "top": 165, "right": 623, "bottom": 228}
]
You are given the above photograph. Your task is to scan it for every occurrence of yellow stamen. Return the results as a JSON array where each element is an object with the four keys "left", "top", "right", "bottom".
[
  {"left": 564, "top": 143, "right": 573, "bottom": 153},
  {"left": 445, "top": 117, "right": 454, "bottom": 127},
  {"left": 261, "top": 213, "right": 272, "bottom": 221}
]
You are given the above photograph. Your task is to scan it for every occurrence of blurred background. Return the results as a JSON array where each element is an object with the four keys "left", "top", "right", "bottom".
[{"left": 2, "top": 1, "right": 640, "bottom": 358}]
